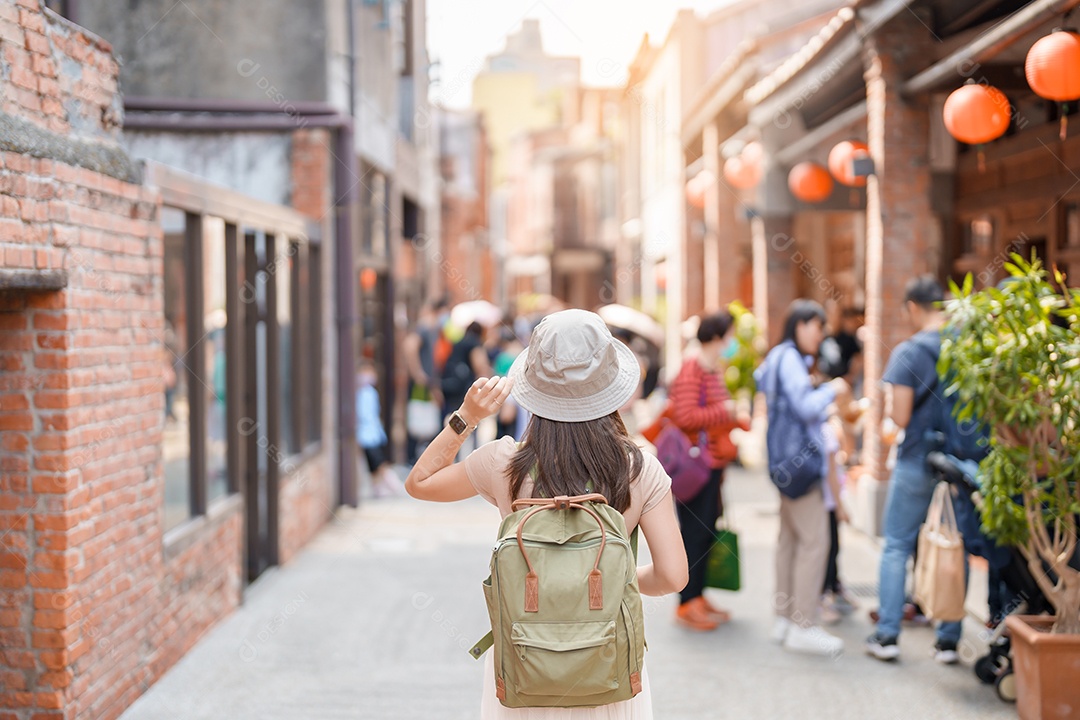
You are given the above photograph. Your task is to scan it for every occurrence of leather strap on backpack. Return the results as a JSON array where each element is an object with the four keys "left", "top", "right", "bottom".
[{"left": 514, "top": 496, "right": 609, "bottom": 612}]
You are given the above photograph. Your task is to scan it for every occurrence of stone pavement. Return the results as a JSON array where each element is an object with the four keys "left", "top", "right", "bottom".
[{"left": 120, "top": 467, "right": 1016, "bottom": 720}]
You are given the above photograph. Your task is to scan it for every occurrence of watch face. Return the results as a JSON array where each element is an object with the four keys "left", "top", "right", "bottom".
[{"left": 449, "top": 413, "right": 468, "bottom": 434}]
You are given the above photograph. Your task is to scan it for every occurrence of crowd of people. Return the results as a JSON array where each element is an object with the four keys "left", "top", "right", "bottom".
[{"left": 363, "top": 278, "right": 994, "bottom": 716}]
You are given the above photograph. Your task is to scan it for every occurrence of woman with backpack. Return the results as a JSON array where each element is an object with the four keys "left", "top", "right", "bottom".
[
  {"left": 406, "top": 309, "right": 689, "bottom": 719},
  {"left": 754, "top": 299, "right": 850, "bottom": 656}
]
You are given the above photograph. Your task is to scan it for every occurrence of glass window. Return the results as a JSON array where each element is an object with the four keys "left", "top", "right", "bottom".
[
  {"left": 277, "top": 237, "right": 298, "bottom": 456},
  {"left": 204, "top": 217, "right": 229, "bottom": 502},
  {"left": 162, "top": 208, "right": 191, "bottom": 531}
]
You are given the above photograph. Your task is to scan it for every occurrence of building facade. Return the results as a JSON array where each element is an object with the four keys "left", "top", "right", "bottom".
[
  {"left": 0, "top": 0, "right": 438, "bottom": 717},
  {"left": 674, "top": 0, "right": 1080, "bottom": 532}
]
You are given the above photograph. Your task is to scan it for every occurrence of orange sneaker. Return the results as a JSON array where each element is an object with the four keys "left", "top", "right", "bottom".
[
  {"left": 676, "top": 597, "right": 720, "bottom": 631},
  {"left": 701, "top": 597, "right": 732, "bottom": 624}
]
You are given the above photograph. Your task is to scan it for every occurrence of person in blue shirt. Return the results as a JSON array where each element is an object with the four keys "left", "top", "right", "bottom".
[
  {"left": 755, "top": 300, "right": 851, "bottom": 656},
  {"left": 356, "top": 361, "right": 404, "bottom": 498},
  {"left": 866, "top": 275, "right": 964, "bottom": 664}
]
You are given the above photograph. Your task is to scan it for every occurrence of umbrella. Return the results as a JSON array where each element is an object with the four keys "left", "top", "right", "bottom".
[
  {"left": 450, "top": 300, "right": 503, "bottom": 329},
  {"left": 596, "top": 304, "right": 665, "bottom": 347}
]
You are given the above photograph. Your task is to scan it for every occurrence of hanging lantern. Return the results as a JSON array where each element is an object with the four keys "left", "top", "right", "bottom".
[
  {"left": 827, "top": 140, "right": 869, "bottom": 187},
  {"left": 722, "top": 156, "right": 758, "bottom": 190},
  {"left": 360, "top": 267, "right": 378, "bottom": 292},
  {"left": 685, "top": 170, "right": 713, "bottom": 209},
  {"left": 788, "top": 162, "right": 834, "bottom": 203},
  {"left": 1025, "top": 28, "right": 1080, "bottom": 139},
  {"left": 722, "top": 141, "right": 764, "bottom": 190},
  {"left": 943, "top": 82, "right": 1011, "bottom": 171},
  {"left": 943, "top": 83, "right": 1011, "bottom": 145}
]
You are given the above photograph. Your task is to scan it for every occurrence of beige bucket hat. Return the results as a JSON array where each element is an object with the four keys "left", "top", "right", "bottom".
[{"left": 508, "top": 309, "right": 641, "bottom": 422}]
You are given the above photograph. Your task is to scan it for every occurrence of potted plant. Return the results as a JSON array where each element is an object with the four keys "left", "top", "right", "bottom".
[{"left": 939, "top": 254, "right": 1080, "bottom": 720}]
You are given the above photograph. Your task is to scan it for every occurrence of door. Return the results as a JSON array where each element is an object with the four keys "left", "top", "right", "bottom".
[{"left": 242, "top": 229, "right": 279, "bottom": 581}]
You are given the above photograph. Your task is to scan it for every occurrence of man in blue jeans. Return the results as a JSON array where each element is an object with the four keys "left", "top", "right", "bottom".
[{"left": 866, "top": 276, "right": 965, "bottom": 664}]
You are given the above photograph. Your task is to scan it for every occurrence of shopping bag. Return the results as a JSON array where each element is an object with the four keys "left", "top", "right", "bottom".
[
  {"left": 406, "top": 385, "right": 442, "bottom": 440},
  {"left": 913, "top": 482, "right": 967, "bottom": 622},
  {"left": 703, "top": 527, "right": 740, "bottom": 592}
]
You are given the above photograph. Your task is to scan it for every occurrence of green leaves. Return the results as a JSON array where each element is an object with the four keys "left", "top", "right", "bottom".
[{"left": 940, "top": 257, "right": 1080, "bottom": 626}]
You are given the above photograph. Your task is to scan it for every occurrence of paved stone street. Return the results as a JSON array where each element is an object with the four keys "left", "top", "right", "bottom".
[{"left": 120, "top": 467, "right": 1015, "bottom": 720}]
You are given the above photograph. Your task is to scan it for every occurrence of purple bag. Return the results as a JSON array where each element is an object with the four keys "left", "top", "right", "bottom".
[
  {"left": 655, "top": 380, "right": 711, "bottom": 503},
  {"left": 655, "top": 422, "right": 711, "bottom": 503}
]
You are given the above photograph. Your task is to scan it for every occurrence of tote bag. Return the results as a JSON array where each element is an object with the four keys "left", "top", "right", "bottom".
[
  {"left": 913, "top": 482, "right": 967, "bottom": 622},
  {"left": 704, "top": 529, "right": 740, "bottom": 591},
  {"left": 406, "top": 385, "right": 442, "bottom": 440}
]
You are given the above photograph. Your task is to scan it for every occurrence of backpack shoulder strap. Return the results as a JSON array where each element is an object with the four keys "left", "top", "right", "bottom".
[{"left": 906, "top": 337, "right": 941, "bottom": 413}]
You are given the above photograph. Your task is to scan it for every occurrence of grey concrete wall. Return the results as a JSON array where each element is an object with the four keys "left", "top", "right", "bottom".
[
  {"left": 77, "top": 0, "right": 328, "bottom": 102},
  {"left": 125, "top": 132, "right": 293, "bottom": 207}
]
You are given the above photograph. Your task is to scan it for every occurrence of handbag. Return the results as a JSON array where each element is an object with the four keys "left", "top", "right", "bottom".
[
  {"left": 913, "top": 482, "right": 967, "bottom": 622},
  {"left": 406, "top": 385, "right": 442, "bottom": 440},
  {"left": 704, "top": 486, "right": 740, "bottom": 591},
  {"left": 654, "top": 381, "right": 711, "bottom": 503},
  {"left": 765, "top": 343, "right": 825, "bottom": 498}
]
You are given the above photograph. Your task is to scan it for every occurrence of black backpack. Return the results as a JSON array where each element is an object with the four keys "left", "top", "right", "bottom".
[{"left": 910, "top": 337, "right": 989, "bottom": 462}]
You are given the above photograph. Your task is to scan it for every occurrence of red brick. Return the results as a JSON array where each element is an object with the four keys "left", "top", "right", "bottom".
[
  {"left": 0, "top": 412, "right": 33, "bottom": 432},
  {"left": 32, "top": 515, "right": 77, "bottom": 532},
  {"left": 0, "top": 570, "right": 28, "bottom": 588},
  {"left": 8, "top": 64, "right": 36, "bottom": 92},
  {"left": 31, "top": 627, "right": 78, "bottom": 649},
  {"left": 37, "top": 670, "right": 72, "bottom": 690},
  {"left": 18, "top": 7, "right": 44, "bottom": 32},
  {"left": 34, "top": 691, "right": 63, "bottom": 710},
  {"left": 0, "top": 553, "right": 26, "bottom": 570},
  {"left": 23, "top": 30, "right": 48, "bottom": 56},
  {"left": 0, "top": 393, "right": 30, "bottom": 411},
  {"left": 2, "top": 649, "right": 34, "bottom": 670}
]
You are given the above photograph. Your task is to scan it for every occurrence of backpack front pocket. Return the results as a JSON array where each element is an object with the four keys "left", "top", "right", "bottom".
[{"left": 509, "top": 620, "right": 618, "bottom": 697}]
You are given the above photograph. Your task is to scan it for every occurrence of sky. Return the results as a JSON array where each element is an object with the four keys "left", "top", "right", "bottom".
[{"left": 425, "top": 0, "right": 739, "bottom": 109}]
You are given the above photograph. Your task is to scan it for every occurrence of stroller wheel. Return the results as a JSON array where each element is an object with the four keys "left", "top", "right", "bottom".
[
  {"left": 974, "top": 654, "right": 998, "bottom": 684},
  {"left": 996, "top": 670, "right": 1017, "bottom": 703}
]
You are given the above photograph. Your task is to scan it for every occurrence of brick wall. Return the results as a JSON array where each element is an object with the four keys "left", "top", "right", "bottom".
[
  {"left": 0, "top": 4, "right": 243, "bottom": 719},
  {"left": 862, "top": 11, "right": 939, "bottom": 482},
  {"left": 281, "top": 127, "right": 336, "bottom": 563}
]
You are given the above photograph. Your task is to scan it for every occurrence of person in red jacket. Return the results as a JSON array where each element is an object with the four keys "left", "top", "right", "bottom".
[{"left": 667, "top": 311, "right": 751, "bottom": 631}]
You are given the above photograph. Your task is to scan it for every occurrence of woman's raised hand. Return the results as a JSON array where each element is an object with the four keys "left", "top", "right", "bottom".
[{"left": 459, "top": 376, "right": 514, "bottom": 426}]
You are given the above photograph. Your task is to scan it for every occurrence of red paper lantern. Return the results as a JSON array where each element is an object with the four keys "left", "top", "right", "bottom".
[
  {"left": 360, "top": 267, "right": 378, "bottom": 292},
  {"left": 723, "top": 142, "right": 764, "bottom": 190},
  {"left": 828, "top": 140, "right": 869, "bottom": 187},
  {"left": 942, "top": 83, "right": 1011, "bottom": 145},
  {"left": 685, "top": 170, "right": 713, "bottom": 209},
  {"left": 722, "top": 156, "right": 758, "bottom": 190},
  {"left": 788, "top": 162, "right": 834, "bottom": 203},
  {"left": 1025, "top": 29, "right": 1080, "bottom": 102}
]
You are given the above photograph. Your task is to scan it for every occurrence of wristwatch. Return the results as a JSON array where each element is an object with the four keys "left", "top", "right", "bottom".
[{"left": 447, "top": 411, "right": 474, "bottom": 435}]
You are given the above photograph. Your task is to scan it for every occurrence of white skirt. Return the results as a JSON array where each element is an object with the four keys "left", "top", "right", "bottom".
[{"left": 480, "top": 652, "right": 653, "bottom": 720}]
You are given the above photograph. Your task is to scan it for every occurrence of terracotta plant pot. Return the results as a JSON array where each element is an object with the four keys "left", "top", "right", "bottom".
[{"left": 1006, "top": 615, "right": 1080, "bottom": 719}]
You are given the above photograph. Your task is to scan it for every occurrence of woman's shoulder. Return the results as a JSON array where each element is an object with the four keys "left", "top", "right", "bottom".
[{"left": 634, "top": 450, "right": 670, "bottom": 487}]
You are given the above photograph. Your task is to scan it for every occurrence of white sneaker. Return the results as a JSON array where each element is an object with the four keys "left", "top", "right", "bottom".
[
  {"left": 783, "top": 624, "right": 845, "bottom": 656},
  {"left": 770, "top": 617, "right": 792, "bottom": 644}
]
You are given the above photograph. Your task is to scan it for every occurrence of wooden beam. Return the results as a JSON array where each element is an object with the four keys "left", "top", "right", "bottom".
[
  {"left": 774, "top": 100, "right": 868, "bottom": 166},
  {"left": 0, "top": 268, "right": 68, "bottom": 291},
  {"left": 903, "top": 0, "right": 1080, "bottom": 97}
]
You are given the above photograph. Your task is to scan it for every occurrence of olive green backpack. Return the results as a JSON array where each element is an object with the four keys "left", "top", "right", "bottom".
[{"left": 468, "top": 492, "right": 646, "bottom": 708}]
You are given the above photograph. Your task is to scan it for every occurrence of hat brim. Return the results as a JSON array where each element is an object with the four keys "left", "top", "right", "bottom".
[{"left": 508, "top": 339, "right": 641, "bottom": 423}]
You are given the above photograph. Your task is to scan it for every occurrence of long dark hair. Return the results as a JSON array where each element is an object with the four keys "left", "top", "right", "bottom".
[
  {"left": 779, "top": 299, "right": 826, "bottom": 355},
  {"left": 507, "top": 411, "right": 643, "bottom": 513}
]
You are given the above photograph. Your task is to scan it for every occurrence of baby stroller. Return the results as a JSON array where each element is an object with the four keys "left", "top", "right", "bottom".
[{"left": 925, "top": 451, "right": 1056, "bottom": 704}]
